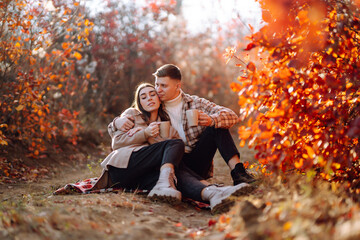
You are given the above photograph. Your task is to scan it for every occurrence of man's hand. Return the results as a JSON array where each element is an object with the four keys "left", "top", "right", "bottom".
[
  {"left": 144, "top": 122, "right": 160, "bottom": 138},
  {"left": 115, "top": 115, "right": 135, "bottom": 132},
  {"left": 198, "top": 110, "right": 214, "bottom": 127}
]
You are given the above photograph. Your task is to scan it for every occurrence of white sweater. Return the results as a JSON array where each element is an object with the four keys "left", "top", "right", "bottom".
[{"left": 164, "top": 92, "right": 188, "bottom": 148}]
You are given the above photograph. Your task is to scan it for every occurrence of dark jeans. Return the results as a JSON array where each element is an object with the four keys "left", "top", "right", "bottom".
[
  {"left": 108, "top": 139, "right": 184, "bottom": 190},
  {"left": 182, "top": 127, "right": 240, "bottom": 179},
  {"left": 176, "top": 163, "right": 207, "bottom": 202}
]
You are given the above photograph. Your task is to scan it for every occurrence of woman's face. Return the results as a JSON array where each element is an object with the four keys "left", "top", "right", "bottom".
[{"left": 139, "top": 87, "right": 160, "bottom": 113}]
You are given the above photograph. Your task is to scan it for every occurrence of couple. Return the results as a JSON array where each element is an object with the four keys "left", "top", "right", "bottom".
[{"left": 97, "top": 64, "right": 255, "bottom": 214}]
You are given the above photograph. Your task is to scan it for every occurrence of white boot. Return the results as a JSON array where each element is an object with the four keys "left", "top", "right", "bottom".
[
  {"left": 148, "top": 167, "right": 182, "bottom": 204},
  {"left": 202, "top": 183, "right": 254, "bottom": 214}
]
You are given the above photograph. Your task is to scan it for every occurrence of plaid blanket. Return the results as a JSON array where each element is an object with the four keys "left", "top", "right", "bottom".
[
  {"left": 53, "top": 177, "right": 149, "bottom": 195},
  {"left": 53, "top": 177, "right": 210, "bottom": 210}
]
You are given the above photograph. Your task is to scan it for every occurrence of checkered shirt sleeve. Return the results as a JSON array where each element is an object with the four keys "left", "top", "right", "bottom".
[{"left": 182, "top": 93, "right": 239, "bottom": 150}]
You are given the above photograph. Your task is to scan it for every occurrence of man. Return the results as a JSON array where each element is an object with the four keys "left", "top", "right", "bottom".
[{"left": 116, "top": 64, "right": 255, "bottom": 185}]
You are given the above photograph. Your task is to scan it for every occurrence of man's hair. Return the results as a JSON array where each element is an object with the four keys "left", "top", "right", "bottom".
[{"left": 152, "top": 64, "right": 182, "bottom": 81}]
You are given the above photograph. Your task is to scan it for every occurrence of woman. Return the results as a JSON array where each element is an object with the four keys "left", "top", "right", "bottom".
[
  {"left": 101, "top": 83, "right": 254, "bottom": 213},
  {"left": 101, "top": 82, "right": 183, "bottom": 203}
]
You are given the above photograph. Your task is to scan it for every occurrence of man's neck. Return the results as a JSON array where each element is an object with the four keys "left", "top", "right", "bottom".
[{"left": 164, "top": 90, "right": 182, "bottom": 104}]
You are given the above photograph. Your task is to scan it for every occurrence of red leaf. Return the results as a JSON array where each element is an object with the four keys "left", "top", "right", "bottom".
[
  {"left": 247, "top": 62, "right": 256, "bottom": 72},
  {"left": 208, "top": 219, "right": 217, "bottom": 227},
  {"left": 244, "top": 42, "right": 257, "bottom": 51}
]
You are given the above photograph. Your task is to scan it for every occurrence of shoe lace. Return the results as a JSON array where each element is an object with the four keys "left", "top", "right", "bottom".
[
  {"left": 169, "top": 171, "right": 177, "bottom": 189},
  {"left": 244, "top": 169, "right": 255, "bottom": 177},
  {"left": 207, "top": 183, "right": 224, "bottom": 187}
]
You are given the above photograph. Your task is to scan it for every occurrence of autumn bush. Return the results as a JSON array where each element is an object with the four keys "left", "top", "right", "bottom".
[
  {"left": 0, "top": 0, "right": 92, "bottom": 161},
  {"left": 229, "top": 0, "right": 360, "bottom": 192}
]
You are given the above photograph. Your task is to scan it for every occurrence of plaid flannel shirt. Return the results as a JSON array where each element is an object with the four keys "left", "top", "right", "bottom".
[{"left": 178, "top": 92, "right": 239, "bottom": 151}]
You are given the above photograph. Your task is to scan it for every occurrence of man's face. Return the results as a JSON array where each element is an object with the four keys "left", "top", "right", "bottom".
[{"left": 155, "top": 76, "right": 180, "bottom": 102}]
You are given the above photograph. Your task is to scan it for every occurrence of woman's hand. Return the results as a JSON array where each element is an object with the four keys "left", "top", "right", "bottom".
[
  {"left": 144, "top": 122, "right": 160, "bottom": 138},
  {"left": 127, "top": 127, "right": 143, "bottom": 137}
]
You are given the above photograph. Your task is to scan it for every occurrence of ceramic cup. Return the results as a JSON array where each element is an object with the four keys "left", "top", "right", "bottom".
[
  {"left": 186, "top": 109, "right": 199, "bottom": 127},
  {"left": 159, "top": 121, "right": 170, "bottom": 138}
]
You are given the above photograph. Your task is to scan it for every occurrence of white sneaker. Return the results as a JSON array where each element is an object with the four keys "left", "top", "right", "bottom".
[
  {"left": 202, "top": 183, "right": 254, "bottom": 214},
  {"left": 148, "top": 187, "right": 182, "bottom": 205},
  {"left": 148, "top": 167, "right": 182, "bottom": 205}
]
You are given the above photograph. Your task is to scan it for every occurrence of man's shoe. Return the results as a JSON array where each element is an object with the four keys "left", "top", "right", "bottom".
[
  {"left": 202, "top": 183, "right": 255, "bottom": 214},
  {"left": 231, "top": 163, "right": 256, "bottom": 185}
]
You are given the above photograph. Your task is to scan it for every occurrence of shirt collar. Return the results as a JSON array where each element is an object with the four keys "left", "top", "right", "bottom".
[
  {"left": 181, "top": 91, "right": 193, "bottom": 103},
  {"left": 164, "top": 90, "right": 183, "bottom": 107}
]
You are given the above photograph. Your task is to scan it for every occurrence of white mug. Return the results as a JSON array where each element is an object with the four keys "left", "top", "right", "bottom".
[{"left": 186, "top": 109, "right": 199, "bottom": 127}]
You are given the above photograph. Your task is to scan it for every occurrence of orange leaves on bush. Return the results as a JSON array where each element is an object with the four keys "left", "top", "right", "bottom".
[
  {"left": 305, "top": 146, "right": 316, "bottom": 159},
  {"left": 246, "top": 62, "right": 256, "bottom": 72},
  {"left": 259, "top": 131, "right": 273, "bottom": 139},
  {"left": 224, "top": 47, "right": 236, "bottom": 64},
  {"left": 0, "top": 0, "right": 91, "bottom": 160},
  {"left": 297, "top": 10, "right": 308, "bottom": 25},
  {"left": 73, "top": 51, "right": 82, "bottom": 60},
  {"left": 230, "top": 0, "right": 360, "bottom": 182},
  {"left": 294, "top": 159, "right": 304, "bottom": 169},
  {"left": 244, "top": 42, "right": 257, "bottom": 51},
  {"left": 262, "top": 10, "right": 272, "bottom": 23},
  {"left": 308, "top": 2, "right": 327, "bottom": 24},
  {"left": 62, "top": 42, "right": 69, "bottom": 49},
  {"left": 266, "top": 109, "right": 284, "bottom": 118},
  {"left": 238, "top": 95, "right": 252, "bottom": 106},
  {"left": 238, "top": 126, "right": 252, "bottom": 140},
  {"left": 230, "top": 82, "right": 241, "bottom": 92}
]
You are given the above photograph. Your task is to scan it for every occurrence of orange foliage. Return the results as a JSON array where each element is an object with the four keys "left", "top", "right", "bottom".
[
  {"left": 0, "top": 0, "right": 93, "bottom": 158},
  {"left": 229, "top": 0, "right": 360, "bottom": 182}
]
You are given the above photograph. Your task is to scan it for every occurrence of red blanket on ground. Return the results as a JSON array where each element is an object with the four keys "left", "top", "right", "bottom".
[{"left": 53, "top": 177, "right": 148, "bottom": 195}]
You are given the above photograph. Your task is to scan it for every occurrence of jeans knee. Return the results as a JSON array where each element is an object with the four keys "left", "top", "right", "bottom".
[
  {"left": 169, "top": 138, "right": 184, "bottom": 145},
  {"left": 204, "top": 126, "right": 229, "bottom": 136},
  {"left": 173, "top": 139, "right": 185, "bottom": 149},
  {"left": 214, "top": 127, "right": 229, "bottom": 134},
  {"left": 167, "top": 139, "right": 184, "bottom": 153}
]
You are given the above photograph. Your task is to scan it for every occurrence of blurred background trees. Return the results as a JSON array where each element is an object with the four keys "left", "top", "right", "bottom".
[
  {"left": 0, "top": 0, "right": 253, "bottom": 165},
  {"left": 83, "top": 0, "right": 252, "bottom": 124}
]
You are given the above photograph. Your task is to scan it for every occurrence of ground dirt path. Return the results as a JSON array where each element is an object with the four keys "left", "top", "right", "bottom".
[
  {"left": 2, "top": 145, "right": 360, "bottom": 240},
  {"left": 0, "top": 146, "right": 256, "bottom": 240}
]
